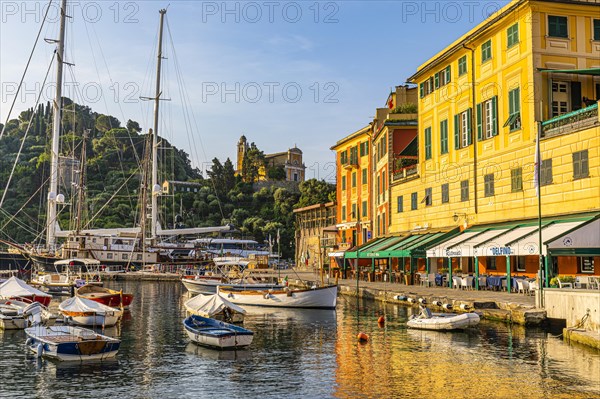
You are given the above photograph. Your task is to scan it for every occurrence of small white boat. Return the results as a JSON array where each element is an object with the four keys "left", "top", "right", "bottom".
[
  {"left": 184, "top": 293, "right": 246, "bottom": 324},
  {"left": 407, "top": 307, "right": 480, "bottom": 331},
  {"left": 181, "top": 275, "right": 282, "bottom": 295},
  {"left": 0, "top": 300, "right": 55, "bottom": 329},
  {"left": 219, "top": 284, "right": 338, "bottom": 309},
  {"left": 58, "top": 297, "right": 122, "bottom": 327},
  {"left": 183, "top": 315, "right": 253, "bottom": 349},
  {"left": 0, "top": 300, "right": 29, "bottom": 329},
  {"left": 25, "top": 325, "right": 121, "bottom": 361},
  {"left": 0, "top": 276, "right": 52, "bottom": 307}
]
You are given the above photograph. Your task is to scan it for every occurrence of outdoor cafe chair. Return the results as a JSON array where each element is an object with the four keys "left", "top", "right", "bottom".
[
  {"left": 557, "top": 278, "right": 573, "bottom": 289},
  {"left": 452, "top": 276, "right": 461, "bottom": 289}
]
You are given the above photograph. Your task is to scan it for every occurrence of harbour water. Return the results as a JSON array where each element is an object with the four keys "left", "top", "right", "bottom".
[{"left": 1, "top": 281, "right": 598, "bottom": 399}]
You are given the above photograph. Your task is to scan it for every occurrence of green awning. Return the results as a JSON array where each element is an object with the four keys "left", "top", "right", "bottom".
[
  {"left": 345, "top": 230, "right": 459, "bottom": 259},
  {"left": 538, "top": 67, "right": 600, "bottom": 76}
]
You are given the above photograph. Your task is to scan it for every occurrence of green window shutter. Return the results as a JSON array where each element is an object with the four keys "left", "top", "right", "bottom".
[
  {"left": 419, "top": 83, "right": 424, "bottom": 98},
  {"left": 491, "top": 96, "right": 498, "bottom": 136},
  {"left": 454, "top": 114, "right": 460, "bottom": 149},
  {"left": 446, "top": 66, "right": 451, "bottom": 83},
  {"left": 434, "top": 73, "right": 439, "bottom": 89},
  {"left": 508, "top": 89, "right": 514, "bottom": 116},
  {"left": 466, "top": 108, "right": 473, "bottom": 145},
  {"left": 476, "top": 102, "right": 483, "bottom": 141},
  {"left": 425, "top": 127, "right": 432, "bottom": 160}
]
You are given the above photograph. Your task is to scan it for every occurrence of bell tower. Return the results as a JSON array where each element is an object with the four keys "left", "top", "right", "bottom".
[{"left": 237, "top": 135, "right": 248, "bottom": 174}]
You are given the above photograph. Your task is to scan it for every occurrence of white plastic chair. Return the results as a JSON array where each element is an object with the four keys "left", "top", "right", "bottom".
[
  {"left": 452, "top": 276, "right": 461, "bottom": 289},
  {"left": 461, "top": 276, "right": 473, "bottom": 290},
  {"left": 529, "top": 280, "right": 539, "bottom": 293},
  {"left": 478, "top": 276, "right": 487, "bottom": 290},
  {"left": 517, "top": 279, "right": 529, "bottom": 295},
  {"left": 557, "top": 278, "right": 573, "bottom": 289},
  {"left": 588, "top": 276, "right": 599, "bottom": 290}
]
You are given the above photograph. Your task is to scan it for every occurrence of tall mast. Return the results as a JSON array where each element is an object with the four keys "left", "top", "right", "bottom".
[
  {"left": 151, "top": 9, "right": 167, "bottom": 241},
  {"left": 74, "top": 130, "right": 88, "bottom": 234},
  {"left": 46, "top": 0, "right": 68, "bottom": 251}
]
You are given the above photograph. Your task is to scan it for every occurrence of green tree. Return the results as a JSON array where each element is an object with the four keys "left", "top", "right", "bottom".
[
  {"left": 296, "top": 178, "right": 336, "bottom": 208},
  {"left": 241, "top": 142, "right": 265, "bottom": 182}
]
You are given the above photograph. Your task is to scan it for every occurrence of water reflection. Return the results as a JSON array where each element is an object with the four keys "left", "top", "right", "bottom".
[{"left": 0, "top": 282, "right": 598, "bottom": 399}]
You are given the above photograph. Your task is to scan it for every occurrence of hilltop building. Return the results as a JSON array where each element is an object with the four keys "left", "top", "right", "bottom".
[{"left": 236, "top": 135, "right": 306, "bottom": 182}]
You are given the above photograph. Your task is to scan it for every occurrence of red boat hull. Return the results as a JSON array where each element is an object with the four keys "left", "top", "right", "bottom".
[
  {"left": 10, "top": 295, "right": 52, "bottom": 308},
  {"left": 79, "top": 293, "right": 134, "bottom": 308}
]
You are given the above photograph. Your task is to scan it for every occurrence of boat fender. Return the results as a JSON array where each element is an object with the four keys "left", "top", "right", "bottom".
[
  {"left": 407, "top": 297, "right": 416, "bottom": 303},
  {"left": 357, "top": 332, "right": 369, "bottom": 342},
  {"left": 286, "top": 290, "right": 293, "bottom": 297},
  {"left": 228, "top": 293, "right": 234, "bottom": 299},
  {"left": 442, "top": 303, "right": 453, "bottom": 310},
  {"left": 36, "top": 343, "right": 43, "bottom": 358},
  {"left": 377, "top": 316, "right": 385, "bottom": 325},
  {"left": 264, "top": 293, "right": 270, "bottom": 299},
  {"left": 418, "top": 298, "right": 427, "bottom": 304},
  {"left": 459, "top": 304, "right": 470, "bottom": 310},
  {"left": 394, "top": 295, "right": 407, "bottom": 301},
  {"left": 26, "top": 337, "right": 33, "bottom": 346},
  {"left": 432, "top": 300, "right": 443, "bottom": 307}
]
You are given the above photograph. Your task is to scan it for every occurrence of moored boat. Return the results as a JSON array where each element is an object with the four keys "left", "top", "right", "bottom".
[
  {"left": 76, "top": 284, "right": 133, "bottom": 308},
  {"left": 219, "top": 284, "right": 338, "bottom": 309},
  {"left": 0, "top": 276, "right": 52, "bottom": 307},
  {"left": 25, "top": 325, "right": 121, "bottom": 361},
  {"left": 407, "top": 307, "right": 480, "bottom": 331},
  {"left": 58, "top": 296, "right": 123, "bottom": 327},
  {"left": 183, "top": 315, "right": 253, "bottom": 349},
  {"left": 184, "top": 293, "right": 246, "bottom": 324},
  {"left": 181, "top": 274, "right": 283, "bottom": 295}
]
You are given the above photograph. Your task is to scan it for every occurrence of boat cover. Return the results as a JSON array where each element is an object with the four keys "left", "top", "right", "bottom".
[
  {"left": 184, "top": 294, "right": 246, "bottom": 318},
  {"left": 59, "top": 296, "right": 118, "bottom": 314},
  {"left": 0, "top": 277, "right": 52, "bottom": 299}
]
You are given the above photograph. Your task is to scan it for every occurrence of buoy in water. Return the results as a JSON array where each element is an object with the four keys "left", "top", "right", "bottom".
[
  {"left": 432, "top": 300, "right": 442, "bottom": 307},
  {"left": 36, "top": 343, "right": 43, "bottom": 358},
  {"left": 377, "top": 316, "right": 385, "bottom": 325},
  {"left": 357, "top": 332, "right": 369, "bottom": 342},
  {"left": 442, "top": 303, "right": 453, "bottom": 310}
]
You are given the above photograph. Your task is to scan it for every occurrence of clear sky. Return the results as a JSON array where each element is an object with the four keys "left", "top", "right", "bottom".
[{"left": 1, "top": 0, "right": 509, "bottom": 181}]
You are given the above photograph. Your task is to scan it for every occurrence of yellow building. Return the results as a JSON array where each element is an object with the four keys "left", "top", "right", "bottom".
[
  {"left": 372, "top": 85, "right": 418, "bottom": 239},
  {"left": 330, "top": 126, "right": 372, "bottom": 256},
  {"left": 348, "top": 0, "right": 599, "bottom": 286}
]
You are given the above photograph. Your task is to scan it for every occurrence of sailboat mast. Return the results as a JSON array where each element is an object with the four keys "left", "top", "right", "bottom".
[
  {"left": 151, "top": 9, "right": 167, "bottom": 241},
  {"left": 46, "top": 0, "right": 68, "bottom": 251}
]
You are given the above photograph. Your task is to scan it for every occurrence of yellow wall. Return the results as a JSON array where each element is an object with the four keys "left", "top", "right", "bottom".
[
  {"left": 392, "top": 0, "right": 600, "bottom": 234},
  {"left": 331, "top": 127, "right": 372, "bottom": 246}
]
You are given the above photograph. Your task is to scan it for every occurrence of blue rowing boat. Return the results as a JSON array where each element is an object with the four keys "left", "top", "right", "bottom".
[{"left": 183, "top": 315, "right": 253, "bottom": 349}]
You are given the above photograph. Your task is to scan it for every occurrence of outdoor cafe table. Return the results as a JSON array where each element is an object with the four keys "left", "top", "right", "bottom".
[{"left": 486, "top": 276, "right": 526, "bottom": 291}]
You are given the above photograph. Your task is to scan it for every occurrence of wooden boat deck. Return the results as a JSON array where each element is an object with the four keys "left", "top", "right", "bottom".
[{"left": 43, "top": 334, "right": 98, "bottom": 343}]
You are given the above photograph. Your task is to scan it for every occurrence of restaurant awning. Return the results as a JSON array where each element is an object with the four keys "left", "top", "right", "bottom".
[
  {"left": 546, "top": 218, "right": 600, "bottom": 256},
  {"left": 537, "top": 67, "right": 600, "bottom": 76},
  {"left": 426, "top": 214, "right": 598, "bottom": 258},
  {"left": 345, "top": 230, "right": 458, "bottom": 259}
]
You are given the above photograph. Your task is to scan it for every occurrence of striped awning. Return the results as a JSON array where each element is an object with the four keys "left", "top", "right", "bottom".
[{"left": 345, "top": 230, "right": 458, "bottom": 259}]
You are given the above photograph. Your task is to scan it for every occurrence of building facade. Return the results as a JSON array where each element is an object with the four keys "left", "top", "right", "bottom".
[
  {"left": 293, "top": 202, "right": 336, "bottom": 272},
  {"left": 330, "top": 126, "right": 373, "bottom": 252},
  {"left": 236, "top": 135, "right": 306, "bottom": 182},
  {"left": 339, "top": 0, "right": 599, "bottom": 285}
]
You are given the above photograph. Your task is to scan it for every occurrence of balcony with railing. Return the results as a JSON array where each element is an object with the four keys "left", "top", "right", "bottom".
[
  {"left": 342, "top": 154, "right": 359, "bottom": 169},
  {"left": 392, "top": 155, "right": 419, "bottom": 182},
  {"left": 541, "top": 102, "right": 599, "bottom": 138}
]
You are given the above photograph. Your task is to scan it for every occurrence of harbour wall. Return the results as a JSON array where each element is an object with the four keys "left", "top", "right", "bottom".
[{"left": 545, "top": 288, "right": 600, "bottom": 332}]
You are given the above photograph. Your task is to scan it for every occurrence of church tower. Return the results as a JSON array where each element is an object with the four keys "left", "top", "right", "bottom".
[{"left": 236, "top": 135, "right": 248, "bottom": 175}]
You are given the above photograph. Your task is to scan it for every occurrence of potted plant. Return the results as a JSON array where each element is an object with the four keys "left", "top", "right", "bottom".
[
  {"left": 453, "top": 267, "right": 462, "bottom": 275},
  {"left": 549, "top": 277, "right": 558, "bottom": 288},
  {"left": 438, "top": 267, "right": 449, "bottom": 274}
]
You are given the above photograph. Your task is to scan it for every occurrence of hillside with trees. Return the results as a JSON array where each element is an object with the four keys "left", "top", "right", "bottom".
[{"left": 0, "top": 100, "right": 335, "bottom": 259}]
